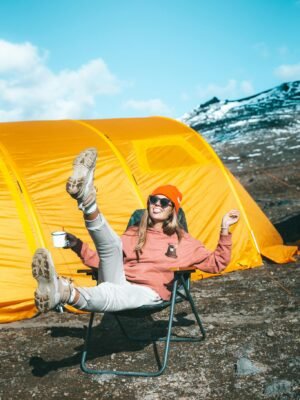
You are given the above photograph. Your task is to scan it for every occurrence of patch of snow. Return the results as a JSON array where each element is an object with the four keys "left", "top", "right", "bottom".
[
  {"left": 207, "top": 102, "right": 239, "bottom": 120},
  {"left": 228, "top": 121, "right": 247, "bottom": 128}
]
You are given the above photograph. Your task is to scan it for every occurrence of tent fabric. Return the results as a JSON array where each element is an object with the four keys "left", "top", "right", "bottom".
[{"left": 0, "top": 117, "right": 297, "bottom": 323}]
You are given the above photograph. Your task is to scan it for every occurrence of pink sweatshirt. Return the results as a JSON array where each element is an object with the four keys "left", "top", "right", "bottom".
[{"left": 80, "top": 226, "right": 232, "bottom": 300}]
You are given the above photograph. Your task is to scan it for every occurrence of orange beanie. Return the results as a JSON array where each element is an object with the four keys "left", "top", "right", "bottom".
[{"left": 150, "top": 185, "right": 183, "bottom": 213}]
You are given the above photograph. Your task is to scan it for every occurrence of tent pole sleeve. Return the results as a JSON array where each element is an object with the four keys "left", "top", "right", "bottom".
[
  {"left": 159, "top": 116, "right": 261, "bottom": 255},
  {"left": 194, "top": 135, "right": 260, "bottom": 254},
  {"left": 0, "top": 142, "right": 46, "bottom": 252},
  {"left": 72, "top": 120, "right": 145, "bottom": 208}
]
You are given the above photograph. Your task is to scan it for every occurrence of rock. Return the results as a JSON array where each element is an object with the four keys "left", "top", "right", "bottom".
[
  {"left": 92, "top": 374, "right": 115, "bottom": 383},
  {"left": 289, "top": 357, "right": 300, "bottom": 367},
  {"left": 266, "top": 329, "right": 275, "bottom": 337},
  {"left": 236, "top": 345, "right": 254, "bottom": 358},
  {"left": 264, "top": 380, "right": 292, "bottom": 397},
  {"left": 235, "top": 357, "right": 261, "bottom": 376},
  {"left": 234, "top": 382, "right": 242, "bottom": 389}
]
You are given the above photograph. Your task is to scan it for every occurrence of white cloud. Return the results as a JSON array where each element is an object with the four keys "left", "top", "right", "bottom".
[
  {"left": 274, "top": 63, "right": 300, "bottom": 80},
  {"left": 196, "top": 79, "right": 254, "bottom": 101},
  {"left": 0, "top": 39, "right": 122, "bottom": 121},
  {"left": 0, "top": 40, "right": 45, "bottom": 73},
  {"left": 123, "top": 98, "right": 171, "bottom": 114}
]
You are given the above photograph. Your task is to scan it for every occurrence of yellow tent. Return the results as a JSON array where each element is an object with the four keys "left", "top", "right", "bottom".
[{"left": 0, "top": 117, "right": 296, "bottom": 323}]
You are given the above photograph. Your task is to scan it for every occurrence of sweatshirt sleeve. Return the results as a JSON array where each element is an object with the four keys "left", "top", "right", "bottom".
[
  {"left": 79, "top": 242, "right": 100, "bottom": 268},
  {"left": 194, "top": 233, "right": 232, "bottom": 274}
]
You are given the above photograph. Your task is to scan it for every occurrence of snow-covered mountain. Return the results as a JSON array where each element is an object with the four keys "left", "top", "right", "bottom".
[
  {"left": 181, "top": 81, "right": 300, "bottom": 144},
  {"left": 180, "top": 81, "right": 300, "bottom": 223},
  {"left": 180, "top": 81, "right": 300, "bottom": 171}
]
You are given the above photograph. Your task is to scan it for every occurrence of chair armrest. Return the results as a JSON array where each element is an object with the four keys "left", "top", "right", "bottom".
[
  {"left": 77, "top": 268, "right": 98, "bottom": 280},
  {"left": 77, "top": 268, "right": 94, "bottom": 275},
  {"left": 169, "top": 266, "right": 197, "bottom": 272}
]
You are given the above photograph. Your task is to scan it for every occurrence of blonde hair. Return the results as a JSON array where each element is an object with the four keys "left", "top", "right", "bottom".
[{"left": 134, "top": 207, "right": 184, "bottom": 253}]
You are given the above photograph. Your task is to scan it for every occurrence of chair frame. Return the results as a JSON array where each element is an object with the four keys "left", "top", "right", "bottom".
[{"left": 80, "top": 266, "right": 206, "bottom": 377}]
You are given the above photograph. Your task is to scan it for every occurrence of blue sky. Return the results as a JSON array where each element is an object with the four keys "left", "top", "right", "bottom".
[{"left": 0, "top": 0, "right": 299, "bottom": 121}]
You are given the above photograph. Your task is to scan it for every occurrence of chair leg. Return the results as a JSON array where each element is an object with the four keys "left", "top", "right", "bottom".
[
  {"left": 80, "top": 280, "right": 179, "bottom": 377},
  {"left": 179, "top": 276, "right": 206, "bottom": 340},
  {"left": 80, "top": 311, "right": 95, "bottom": 373},
  {"left": 80, "top": 277, "right": 205, "bottom": 376},
  {"left": 114, "top": 293, "right": 205, "bottom": 343},
  {"left": 157, "top": 277, "right": 206, "bottom": 343}
]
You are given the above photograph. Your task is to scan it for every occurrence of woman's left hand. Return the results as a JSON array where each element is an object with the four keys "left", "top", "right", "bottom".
[{"left": 221, "top": 209, "right": 240, "bottom": 230}]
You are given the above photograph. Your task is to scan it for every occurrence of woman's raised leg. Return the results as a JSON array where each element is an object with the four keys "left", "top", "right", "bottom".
[
  {"left": 66, "top": 147, "right": 126, "bottom": 285},
  {"left": 31, "top": 148, "right": 132, "bottom": 314}
]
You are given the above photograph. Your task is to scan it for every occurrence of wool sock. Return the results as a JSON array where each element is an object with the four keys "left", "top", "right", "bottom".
[{"left": 69, "top": 288, "right": 88, "bottom": 310}]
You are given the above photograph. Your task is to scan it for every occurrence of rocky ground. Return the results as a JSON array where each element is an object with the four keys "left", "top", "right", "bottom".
[
  {"left": 0, "top": 261, "right": 299, "bottom": 400},
  {"left": 0, "top": 161, "right": 299, "bottom": 400}
]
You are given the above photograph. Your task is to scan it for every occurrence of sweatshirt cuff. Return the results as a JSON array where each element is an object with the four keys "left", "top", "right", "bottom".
[
  {"left": 219, "top": 232, "right": 232, "bottom": 244},
  {"left": 71, "top": 239, "right": 83, "bottom": 256}
]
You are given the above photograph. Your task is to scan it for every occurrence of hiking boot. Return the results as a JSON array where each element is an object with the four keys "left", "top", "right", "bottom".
[
  {"left": 66, "top": 147, "right": 97, "bottom": 212},
  {"left": 32, "top": 248, "right": 73, "bottom": 313}
]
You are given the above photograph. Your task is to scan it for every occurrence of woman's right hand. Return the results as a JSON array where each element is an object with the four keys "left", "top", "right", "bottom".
[
  {"left": 221, "top": 210, "right": 240, "bottom": 232},
  {"left": 64, "top": 232, "right": 79, "bottom": 249}
]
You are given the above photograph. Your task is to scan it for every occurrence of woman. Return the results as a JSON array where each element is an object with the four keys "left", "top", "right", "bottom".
[{"left": 32, "top": 148, "right": 240, "bottom": 313}]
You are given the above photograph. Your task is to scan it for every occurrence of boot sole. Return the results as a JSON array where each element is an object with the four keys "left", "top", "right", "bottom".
[
  {"left": 32, "top": 248, "right": 57, "bottom": 313},
  {"left": 66, "top": 147, "right": 97, "bottom": 200}
]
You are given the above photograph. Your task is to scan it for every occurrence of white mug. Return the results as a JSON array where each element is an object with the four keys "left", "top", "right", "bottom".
[{"left": 51, "top": 231, "right": 67, "bottom": 248}]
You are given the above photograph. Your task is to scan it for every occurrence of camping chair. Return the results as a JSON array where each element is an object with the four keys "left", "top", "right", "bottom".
[{"left": 78, "top": 209, "right": 206, "bottom": 377}]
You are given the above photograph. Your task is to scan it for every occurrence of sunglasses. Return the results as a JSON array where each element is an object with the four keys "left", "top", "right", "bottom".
[{"left": 149, "top": 195, "right": 173, "bottom": 208}]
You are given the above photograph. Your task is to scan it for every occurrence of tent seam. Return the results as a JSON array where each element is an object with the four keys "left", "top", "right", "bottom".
[
  {"left": 72, "top": 119, "right": 145, "bottom": 208},
  {"left": 156, "top": 115, "right": 261, "bottom": 256},
  {"left": 0, "top": 142, "right": 46, "bottom": 252}
]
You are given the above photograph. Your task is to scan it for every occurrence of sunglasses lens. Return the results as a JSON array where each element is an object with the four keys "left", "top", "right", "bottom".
[
  {"left": 149, "top": 196, "right": 171, "bottom": 208},
  {"left": 160, "top": 198, "right": 170, "bottom": 208},
  {"left": 149, "top": 195, "right": 158, "bottom": 205}
]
